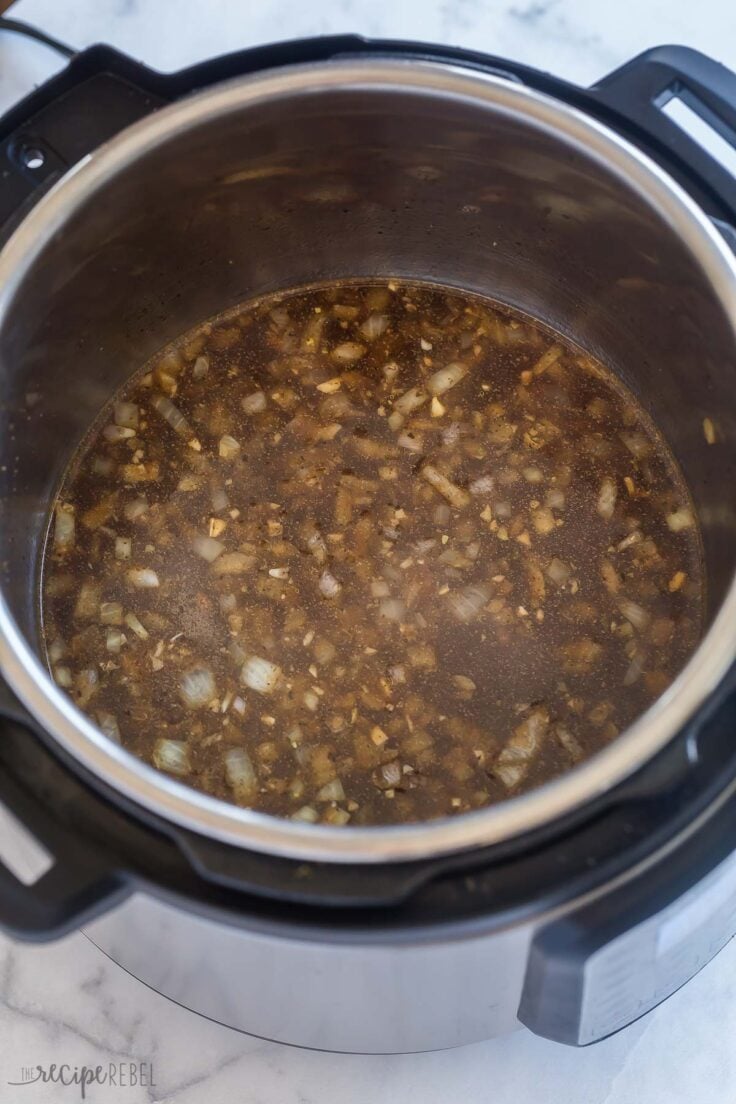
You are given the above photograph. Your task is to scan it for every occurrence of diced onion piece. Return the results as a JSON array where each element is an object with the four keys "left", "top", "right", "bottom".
[
  {"left": 452, "top": 675, "right": 476, "bottom": 694},
  {"left": 523, "top": 466, "right": 544, "bottom": 484},
  {"left": 103, "top": 424, "right": 136, "bottom": 443},
  {"left": 427, "top": 361, "right": 467, "bottom": 396},
  {"left": 316, "top": 377, "right": 342, "bottom": 394},
  {"left": 48, "top": 639, "right": 65, "bottom": 664},
  {"left": 192, "top": 355, "right": 209, "bottom": 379},
  {"left": 269, "top": 306, "right": 289, "bottom": 331},
  {"left": 447, "top": 584, "right": 490, "bottom": 622},
  {"left": 623, "top": 652, "right": 646, "bottom": 685},
  {"left": 666, "top": 507, "right": 694, "bottom": 532},
  {"left": 113, "top": 401, "right": 139, "bottom": 429},
  {"left": 393, "top": 386, "right": 427, "bottom": 416},
  {"left": 115, "top": 537, "right": 132, "bottom": 561},
  {"left": 92, "top": 456, "right": 113, "bottom": 476},
  {"left": 387, "top": 410, "right": 404, "bottom": 432},
  {"left": 75, "top": 667, "right": 98, "bottom": 706},
  {"left": 532, "top": 507, "right": 556, "bottom": 535},
  {"left": 332, "top": 342, "right": 365, "bottom": 362},
  {"left": 314, "top": 422, "right": 343, "bottom": 442},
  {"left": 469, "top": 475, "right": 494, "bottom": 496},
  {"left": 556, "top": 725, "right": 583, "bottom": 762},
  {"left": 124, "top": 498, "right": 148, "bottom": 521},
  {"left": 225, "top": 747, "right": 258, "bottom": 803},
  {"left": 381, "top": 761, "right": 402, "bottom": 787},
  {"left": 317, "top": 777, "right": 346, "bottom": 802},
  {"left": 360, "top": 313, "right": 388, "bottom": 340},
  {"left": 151, "top": 393, "right": 192, "bottom": 437},
  {"left": 97, "top": 712, "right": 121, "bottom": 743},
  {"left": 301, "top": 313, "right": 325, "bottom": 351},
  {"left": 213, "top": 551, "right": 253, "bottom": 575},
  {"left": 526, "top": 559, "right": 546, "bottom": 606},
  {"left": 669, "top": 571, "right": 687, "bottom": 593},
  {"left": 319, "top": 569, "right": 342, "bottom": 598},
  {"left": 439, "top": 548, "right": 472, "bottom": 568},
  {"left": 292, "top": 805, "right": 318, "bottom": 823},
  {"left": 600, "top": 559, "right": 620, "bottom": 594},
  {"left": 617, "top": 597, "right": 650, "bottom": 631},
  {"left": 546, "top": 487, "right": 566, "bottom": 510},
  {"left": 620, "top": 430, "right": 651, "bottom": 458},
  {"left": 54, "top": 666, "right": 73, "bottom": 688},
  {"left": 211, "top": 485, "right": 229, "bottom": 512},
  {"left": 430, "top": 396, "right": 446, "bottom": 418},
  {"left": 617, "top": 530, "right": 642, "bottom": 551},
  {"left": 124, "top": 612, "right": 149, "bottom": 639},
  {"left": 74, "top": 582, "right": 100, "bottom": 619},
  {"left": 397, "top": 431, "right": 423, "bottom": 453},
  {"left": 529, "top": 344, "right": 562, "bottom": 379},
  {"left": 494, "top": 707, "right": 549, "bottom": 789},
  {"left": 379, "top": 598, "right": 405, "bottom": 622},
  {"left": 371, "top": 579, "right": 391, "bottom": 598},
  {"left": 408, "top": 643, "right": 437, "bottom": 669},
  {"left": 242, "top": 655, "right": 282, "bottom": 694},
  {"left": 304, "top": 524, "right": 327, "bottom": 564},
  {"left": 563, "top": 638, "right": 603, "bottom": 673},
  {"left": 180, "top": 665, "right": 217, "bottom": 708},
  {"left": 420, "top": 464, "right": 470, "bottom": 509},
  {"left": 287, "top": 724, "right": 304, "bottom": 749},
  {"left": 441, "top": 421, "right": 461, "bottom": 446},
  {"left": 153, "top": 738, "right": 191, "bottom": 776},
  {"left": 303, "top": 690, "right": 320, "bottom": 712},
  {"left": 122, "top": 461, "right": 159, "bottom": 483},
  {"left": 325, "top": 807, "right": 351, "bottom": 825},
  {"left": 192, "top": 533, "right": 225, "bottom": 562},
  {"left": 314, "top": 638, "right": 336, "bottom": 665},
  {"left": 597, "top": 477, "right": 617, "bottom": 520},
  {"left": 100, "top": 601, "right": 123, "bottom": 625},
  {"left": 106, "top": 627, "right": 125, "bottom": 653},
  {"left": 389, "top": 664, "right": 406, "bottom": 684},
  {"left": 126, "top": 567, "right": 159, "bottom": 588},
  {"left": 54, "top": 504, "right": 75, "bottom": 552},
  {"left": 546, "top": 557, "right": 571, "bottom": 586},
  {"left": 218, "top": 434, "right": 240, "bottom": 460},
  {"left": 242, "top": 390, "right": 267, "bottom": 413}
]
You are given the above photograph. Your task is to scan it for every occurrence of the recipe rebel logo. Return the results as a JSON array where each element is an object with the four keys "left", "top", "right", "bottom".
[{"left": 7, "top": 1061, "right": 156, "bottom": 1099}]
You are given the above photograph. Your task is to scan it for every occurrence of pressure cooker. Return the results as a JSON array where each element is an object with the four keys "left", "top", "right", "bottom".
[{"left": 1, "top": 34, "right": 736, "bottom": 1052}]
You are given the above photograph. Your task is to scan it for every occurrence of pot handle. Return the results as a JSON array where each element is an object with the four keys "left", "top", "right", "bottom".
[
  {"left": 591, "top": 46, "right": 736, "bottom": 221},
  {"left": 0, "top": 702, "right": 130, "bottom": 940}
]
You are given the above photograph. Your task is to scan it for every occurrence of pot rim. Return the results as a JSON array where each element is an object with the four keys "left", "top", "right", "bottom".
[{"left": 1, "top": 56, "right": 735, "bottom": 864}]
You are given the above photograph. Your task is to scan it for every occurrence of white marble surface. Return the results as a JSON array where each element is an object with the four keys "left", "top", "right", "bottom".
[{"left": 3, "top": 0, "right": 736, "bottom": 1100}]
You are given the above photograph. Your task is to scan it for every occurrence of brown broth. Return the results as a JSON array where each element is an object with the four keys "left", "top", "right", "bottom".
[{"left": 41, "top": 281, "right": 704, "bottom": 826}]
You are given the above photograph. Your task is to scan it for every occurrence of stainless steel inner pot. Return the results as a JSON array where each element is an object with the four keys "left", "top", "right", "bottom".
[{"left": 1, "top": 58, "right": 736, "bottom": 864}]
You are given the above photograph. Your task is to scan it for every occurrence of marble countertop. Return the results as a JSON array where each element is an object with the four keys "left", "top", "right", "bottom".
[{"left": 2, "top": 0, "right": 736, "bottom": 1100}]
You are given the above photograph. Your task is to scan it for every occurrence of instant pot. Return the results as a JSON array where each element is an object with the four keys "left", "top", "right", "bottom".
[{"left": 1, "top": 34, "right": 736, "bottom": 1052}]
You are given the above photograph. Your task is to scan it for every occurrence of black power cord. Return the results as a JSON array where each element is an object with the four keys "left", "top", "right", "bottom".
[{"left": 0, "top": 15, "right": 76, "bottom": 59}]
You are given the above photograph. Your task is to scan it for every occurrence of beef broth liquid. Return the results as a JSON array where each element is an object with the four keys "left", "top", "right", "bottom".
[{"left": 42, "top": 281, "right": 703, "bottom": 826}]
